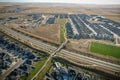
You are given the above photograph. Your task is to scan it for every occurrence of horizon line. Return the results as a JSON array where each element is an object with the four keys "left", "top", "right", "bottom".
[{"left": 0, "top": 2, "right": 120, "bottom": 5}]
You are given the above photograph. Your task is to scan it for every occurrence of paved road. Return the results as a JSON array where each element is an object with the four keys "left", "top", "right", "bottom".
[
  {"left": 77, "top": 15, "right": 97, "bottom": 35},
  {"left": 31, "top": 25, "right": 68, "bottom": 80},
  {"left": 59, "top": 50, "right": 120, "bottom": 73},
  {"left": 31, "top": 41, "right": 68, "bottom": 80},
  {"left": 100, "top": 25, "right": 120, "bottom": 38},
  {"left": 68, "top": 17, "right": 79, "bottom": 35},
  {"left": 0, "top": 25, "right": 120, "bottom": 77},
  {"left": 0, "top": 26, "right": 57, "bottom": 53}
]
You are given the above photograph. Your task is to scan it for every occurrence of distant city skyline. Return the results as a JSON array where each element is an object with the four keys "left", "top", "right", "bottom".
[{"left": 0, "top": 0, "right": 120, "bottom": 4}]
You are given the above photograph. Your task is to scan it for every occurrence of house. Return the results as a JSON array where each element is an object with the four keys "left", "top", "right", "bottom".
[{"left": 54, "top": 62, "right": 61, "bottom": 70}]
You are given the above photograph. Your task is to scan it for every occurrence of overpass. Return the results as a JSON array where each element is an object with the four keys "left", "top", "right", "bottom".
[{"left": 0, "top": 25, "right": 120, "bottom": 78}]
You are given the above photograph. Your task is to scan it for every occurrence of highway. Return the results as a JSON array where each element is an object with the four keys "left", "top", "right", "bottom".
[
  {"left": 31, "top": 24, "right": 68, "bottom": 80},
  {"left": 59, "top": 50, "right": 120, "bottom": 73},
  {"left": 0, "top": 25, "right": 120, "bottom": 77},
  {"left": 0, "top": 26, "right": 57, "bottom": 53}
]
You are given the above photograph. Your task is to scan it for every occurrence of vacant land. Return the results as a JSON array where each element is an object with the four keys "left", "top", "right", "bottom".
[
  {"left": 4, "top": 15, "right": 61, "bottom": 45},
  {"left": 22, "top": 4, "right": 120, "bottom": 22},
  {"left": 33, "top": 24, "right": 60, "bottom": 44},
  {"left": 66, "top": 39, "right": 90, "bottom": 52},
  {"left": 90, "top": 42, "right": 120, "bottom": 59},
  {"left": 67, "top": 38, "right": 113, "bottom": 51},
  {"left": 102, "top": 15, "right": 120, "bottom": 23},
  {"left": 0, "top": 4, "right": 120, "bottom": 22}
]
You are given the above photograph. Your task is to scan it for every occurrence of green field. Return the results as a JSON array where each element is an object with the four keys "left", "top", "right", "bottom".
[
  {"left": 21, "top": 58, "right": 47, "bottom": 80},
  {"left": 56, "top": 19, "right": 66, "bottom": 43},
  {"left": 90, "top": 42, "right": 120, "bottom": 59},
  {"left": 36, "top": 58, "right": 52, "bottom": 80},
  {"left": 20, "top": 51, "right": 48, "bottom": 80},
  {"left": 60, "top": 23, "right": 66, "bottom": 43}
]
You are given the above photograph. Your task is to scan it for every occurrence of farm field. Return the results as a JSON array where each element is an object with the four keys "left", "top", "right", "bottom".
[{"left": 90, "top": 42, "right": 120, "bottom": 59}]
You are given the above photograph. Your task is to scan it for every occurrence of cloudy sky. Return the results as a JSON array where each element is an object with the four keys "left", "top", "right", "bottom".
[{"left": 0, "top": 0, "right": 120, "bottom": 4}]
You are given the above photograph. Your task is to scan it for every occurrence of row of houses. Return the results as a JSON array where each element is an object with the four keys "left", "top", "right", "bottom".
[
  {"left": 0, "top": 36, "right": 42, "bottom": 80},
  {"left": 45, "top": 62, "right": 99, "bottom": 80}
]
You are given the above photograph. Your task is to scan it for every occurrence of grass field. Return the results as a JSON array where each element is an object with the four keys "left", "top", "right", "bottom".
[
  {"left": 90, "top": 42, "right": 120, "bottom": 59},
  {"left": 36, "top": 58, "right": 52, "bottom": 80},
  {"left": 60, "top": 23, "right": 66, "bottom": 43},
  {"left": 56, "top": 19, "right": 67, "bottom": 43},
  {"left": 21, "top": 57, "right": 48, "bottom": 80}
]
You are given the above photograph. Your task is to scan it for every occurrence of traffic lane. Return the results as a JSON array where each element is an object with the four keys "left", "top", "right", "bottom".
[
  {"left": 60, "top": 50, "right": 120, "bottom": 72},
  {"left": 0, "top": 26, "right": 57, "bottom": 51}
]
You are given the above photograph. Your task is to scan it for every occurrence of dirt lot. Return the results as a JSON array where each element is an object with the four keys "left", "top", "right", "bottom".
[
  {"left": 102, "top": 15, "right": 120, "bottom": 23},
  {"left": 66, "top": 39, "right": 90, "bottom": 52},
  {"left": 5, "top": 20, "right": 61, "bottom": 44},
  {"left": 66, "top": 39, "right": 115, "bottom": 53},
  {"left": 32, "top": 24, "right": 60, "bottom": 44}
]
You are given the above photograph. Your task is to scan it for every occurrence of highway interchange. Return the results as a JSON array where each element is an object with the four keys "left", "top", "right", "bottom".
[{"left": 0, "top": 25, "right": 120, "bottom": 79}]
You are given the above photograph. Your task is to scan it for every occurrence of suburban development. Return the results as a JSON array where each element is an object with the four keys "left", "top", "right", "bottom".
[{"left": 0, "top": 2, "right": 120, "bottom": 80}]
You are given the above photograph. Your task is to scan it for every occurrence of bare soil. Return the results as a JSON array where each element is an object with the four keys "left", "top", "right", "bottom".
[{"left": 66, "top": 39, "right": 115, "bottom": 53}]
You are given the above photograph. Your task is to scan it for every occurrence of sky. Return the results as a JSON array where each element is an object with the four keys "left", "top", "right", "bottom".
[{"left": 0, "top": 0, "right": 120, "bottom": 4}]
